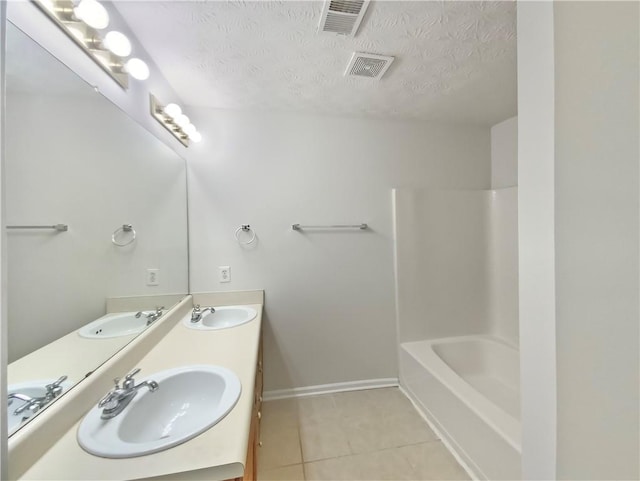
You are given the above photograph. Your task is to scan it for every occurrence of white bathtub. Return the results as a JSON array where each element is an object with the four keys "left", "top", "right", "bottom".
[{"left": 400, "top": 335, "right": 521, "bottom": 480}]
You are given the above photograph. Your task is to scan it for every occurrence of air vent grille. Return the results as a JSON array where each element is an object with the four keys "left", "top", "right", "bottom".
[
  {"left": 345, "top": 52, "right": 395, "bottom": 80},
  {"left": 319, "top": 0, "right": 370, "bottom": 36},
  {"left": 329, "top": 0, "right": 365, "bottom": 15},
  {"left": 323, "top": 13, "right": 358, "bottom": 34}
]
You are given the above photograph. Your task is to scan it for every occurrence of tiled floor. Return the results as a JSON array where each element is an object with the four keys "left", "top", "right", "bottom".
[{"left": 257, "top": 388, "right": 470, "bottom": 481}]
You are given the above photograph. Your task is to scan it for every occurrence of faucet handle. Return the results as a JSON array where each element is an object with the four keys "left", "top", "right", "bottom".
[
  {"left": 125, "top": 368, "right": 141, "bottom": 381},
  {"left": 193, "top": 304, "right": 201, "bottom": 312},
  {"left": 45, "top": 375, "right": 68, "bottom": 398},
  {"left": 47, "top": 375, "right": 67, "bottom": 389},
  {"left": 122, "top": 368, "right": 141, "bottom": 389},
  {"left": 155, "top": 306, "right": 165, "bottom": 312}
]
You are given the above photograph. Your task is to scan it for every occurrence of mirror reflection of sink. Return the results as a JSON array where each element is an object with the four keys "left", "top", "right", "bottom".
[
  {"left": 78, "top": 311, "right": 154, "bottom": 339},
  {"left": 184, "top": 306, "right": 257, "bottom": 330},
  {"left": 8, "top": 378, "right": 73, "bottom": 435},
  {"left": 77, "top": 365, "right": 241, "bottom": 458}
]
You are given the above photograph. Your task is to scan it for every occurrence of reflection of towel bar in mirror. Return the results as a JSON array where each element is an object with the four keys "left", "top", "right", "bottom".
[
  {"left": 292, "top": 223, "right": 368, "bottom": 231},
  {"left": 6, "top": 224, "right": 68, "bottom": 232},
  {"left": 112, "top": 224, "right": 137, "bottom": 247}
]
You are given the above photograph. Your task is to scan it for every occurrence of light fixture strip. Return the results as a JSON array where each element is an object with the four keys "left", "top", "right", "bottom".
[
  {"left": 32, "top": 0, "right": 129, "bottom": 89},
  {"left": 150, "top": 95, "right": 191, "bottom": 147}
]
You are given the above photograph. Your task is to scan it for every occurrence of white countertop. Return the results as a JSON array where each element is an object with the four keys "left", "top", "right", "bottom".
[{"left": 19, "top": 303, "right": 263, "bottom": 481}]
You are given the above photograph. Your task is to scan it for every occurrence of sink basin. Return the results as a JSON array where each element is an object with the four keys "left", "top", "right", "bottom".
[
  {"left": 78, "top": 311, "right": 155, "bottom": 339},
  {"left": 77, "top": 365, "right": 241, "bottom": 458},
  {"left": 184, "top": 306, "right": 257, "bottom": 330},
  {"left": 8, "top": 378, "right": 73, "bottom": 435}
]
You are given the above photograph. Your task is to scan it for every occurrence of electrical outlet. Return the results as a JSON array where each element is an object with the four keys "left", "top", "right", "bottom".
[
  {"left": 146, "top": 268, "right": 159, "bottom": 286},
  {"left": 219, "top": 266, "right": 231, "bottom": 283}
]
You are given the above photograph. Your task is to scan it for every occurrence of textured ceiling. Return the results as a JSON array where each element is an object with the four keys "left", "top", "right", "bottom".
[{"left": 116, "top": 1, "right": 517, "bottom": 125}]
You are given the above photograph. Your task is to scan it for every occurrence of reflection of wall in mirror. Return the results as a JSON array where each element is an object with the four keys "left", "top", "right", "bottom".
[{"left": 6, "top": 92, "right": 189, "bottom": 362}]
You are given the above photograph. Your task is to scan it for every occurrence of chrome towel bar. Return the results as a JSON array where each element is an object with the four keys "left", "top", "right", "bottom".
[
  {"left": 292, "top": 223, "right": 368, "bottom": 231},
  {"left": 6, "top": 224, "right": 68, "bottom": 231}
]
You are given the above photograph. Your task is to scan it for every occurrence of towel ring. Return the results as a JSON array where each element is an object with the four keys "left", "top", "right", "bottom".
[
  {"left": 112, "top": 224, "right": 136, "bottom": 247},
  {"left": 235, "top": 224, "right": 256, "bottom": 245}
]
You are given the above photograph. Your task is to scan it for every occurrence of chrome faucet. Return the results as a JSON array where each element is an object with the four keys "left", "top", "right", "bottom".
[
  {"left": 9, "top": 375, "right": 68, "bottom": 416},
  {"left": 190, "top": 304, "right": 215, "bottom": 323},
  {"left": 135, "top": 307, "right": 164, "bottom": 326},
  {"left": 145, "top": 307, "right": 164, "bottom": 325},
  {"left": 98, "top": 368, "right": 158, "bottom": 419}
]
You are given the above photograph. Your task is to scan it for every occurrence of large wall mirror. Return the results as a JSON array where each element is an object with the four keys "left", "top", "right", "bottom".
[{"left": 5, "top": 22, "right": 189, "bottom": 436}]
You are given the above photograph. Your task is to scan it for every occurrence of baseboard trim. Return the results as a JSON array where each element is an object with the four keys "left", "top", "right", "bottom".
[{"left": 263, "top": 378, "right": 399, "bottom": 401}]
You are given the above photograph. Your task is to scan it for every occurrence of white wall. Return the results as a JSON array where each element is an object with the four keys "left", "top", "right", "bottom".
[
  {"left": 5, "top": 93, "right": 188, "bottom": 362},
  {"left": 517, "top": 2, "right": 557, "bottom": 479},
  {"left": 554, "top": 2, "right": 639, "bottom": 479},
  {"left": 491, "top": 116, "right": 518, "bottom": 189},
  {"left": 187, "top": 109, "right": 491, "bottom": 391},
  {"left": 518, "top": 2, "right": 639, "bottom": 479}
]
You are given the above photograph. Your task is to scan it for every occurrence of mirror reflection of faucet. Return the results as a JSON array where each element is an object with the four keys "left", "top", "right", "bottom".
[
  {"left": 98, "top": 368, "right": 159, "bottom": 420},
  {"left": 8, "top": 375, "right": 68, "bottom": 419},
  {"left": 191, "top": 305, "right": 215, "bottom": 323},
  {"left": 135, "top": 306, "right": 165, "bottom": 326}
]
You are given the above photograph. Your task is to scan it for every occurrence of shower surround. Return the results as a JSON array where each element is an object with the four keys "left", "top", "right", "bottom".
[{"left": 393, "top": 187, "right": 519, "bottom": 480}]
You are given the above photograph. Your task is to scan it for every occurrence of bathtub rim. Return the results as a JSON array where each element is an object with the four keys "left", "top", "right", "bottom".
[{"left": 401, "top": 334, "right": 522, "bottom": 452}]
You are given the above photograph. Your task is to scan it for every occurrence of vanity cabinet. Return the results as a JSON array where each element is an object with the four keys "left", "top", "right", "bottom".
[{"left": 233, "top": 334, "right": 263, "bottom": 481}]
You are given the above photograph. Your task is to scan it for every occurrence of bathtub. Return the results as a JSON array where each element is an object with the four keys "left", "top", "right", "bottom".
[{"left": 400, "top": 335, "right": 521, "bottom": 480}]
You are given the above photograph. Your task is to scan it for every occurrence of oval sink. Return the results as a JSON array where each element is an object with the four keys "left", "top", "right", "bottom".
[
  {"left": 184, "top": 306, "right": 257, "bottom": 330},
  {"left": 77, "top": 365, "right": 241, "bottom": 458},
  {"left": 8, "top": 378, "right": 74, "bottom": 435},
  {"left": 78, "top": 311, "right": 154, "bottom": 339}
]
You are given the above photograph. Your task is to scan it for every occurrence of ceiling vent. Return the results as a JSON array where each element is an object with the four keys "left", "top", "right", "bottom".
[
  {"left": 319, "top": 0, "right": 370, "bottom": 36},
  {"left": 345, "top": 52, "right": 395, "bottom": 79}
]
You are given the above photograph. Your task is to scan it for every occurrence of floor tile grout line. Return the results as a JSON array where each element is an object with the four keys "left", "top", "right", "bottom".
[
  {"left": 302, "top": 439, "right": 448, "bottom": 465},
  {"left": 296, "top": 422, "right": 307, "bottom": 465}
]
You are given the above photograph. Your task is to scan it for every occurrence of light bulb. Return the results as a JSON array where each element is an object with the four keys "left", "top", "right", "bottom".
[
  {"left": 125, "top": 58, "right": 149, "bottom": 80},
  {"left": 183, "top": 123, "right": 197, "bottom": 136},
  {"left": 104, "top": 31, "right": 131, "bottom": 57},
  {"left": 74, "top": 0, "right": 109, "bottom": 29},
  {"left": 189, "top": 131, "right": 202, "bottom": 143},
  {"left": 175, "top": 114, "right": 190, "bottom": 128},
  {"left": 163, "top": 103, "right": 182, "bottom": 119}
]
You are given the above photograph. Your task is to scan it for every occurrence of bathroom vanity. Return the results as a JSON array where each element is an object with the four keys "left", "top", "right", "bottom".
[{"left": 9, "top": 291, "right": 264, "bottom": 481}]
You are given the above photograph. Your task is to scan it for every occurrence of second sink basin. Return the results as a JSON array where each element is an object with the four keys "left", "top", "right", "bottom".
[
  {"left": 78, "top": 311, "right": 154, "bottom": 339},
  {"left": 184, "top": 306, "right": 257, "bottom": 330},
  {"left": 77, "top": 365, "right": 241, "bottom": 458}
]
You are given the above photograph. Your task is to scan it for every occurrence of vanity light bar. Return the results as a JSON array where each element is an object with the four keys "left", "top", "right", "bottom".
[
  {"left": 32, "top": 0, "right": 151, "bottom": 89},
  {"left": 150, "top": 95, "right": 202, "bottom": 147}
]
